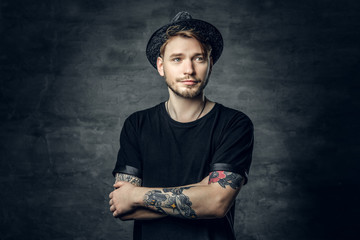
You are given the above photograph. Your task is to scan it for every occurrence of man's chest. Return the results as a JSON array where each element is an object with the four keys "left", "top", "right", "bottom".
[{"left": 138, "top": 124, "right": 218, "bottom": 187}]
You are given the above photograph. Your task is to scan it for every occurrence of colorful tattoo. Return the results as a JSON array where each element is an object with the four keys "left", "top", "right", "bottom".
[
  {"left": 208, "top": 171, "right": 243, "bottom": 189},
  {"left": 143, "top": 186, "right": 197, "bottom": 219},
  {"left": 115, "top": 173, "right": 142, "bottom": 186}
]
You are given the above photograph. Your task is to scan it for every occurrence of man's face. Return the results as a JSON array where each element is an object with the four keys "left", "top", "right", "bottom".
[{"left": 157, "top": 35, "right": 212, "bottom": 99}]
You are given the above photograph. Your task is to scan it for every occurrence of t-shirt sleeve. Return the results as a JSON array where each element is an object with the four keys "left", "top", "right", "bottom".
[
  {"left": 112, "top": 116, "right": 142, "bottom": 178},
  {"left": 210, "top": 113, "right": 254, "bottom": 185}
]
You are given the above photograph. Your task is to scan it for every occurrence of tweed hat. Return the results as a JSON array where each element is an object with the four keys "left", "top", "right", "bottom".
[{"left": 146, "top": 11, "right": 223, "bottom": 69}]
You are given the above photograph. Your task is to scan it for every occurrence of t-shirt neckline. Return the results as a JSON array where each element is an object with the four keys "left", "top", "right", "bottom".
[{"left": 160, "top": 101, "right": 219, "bottom": 127}]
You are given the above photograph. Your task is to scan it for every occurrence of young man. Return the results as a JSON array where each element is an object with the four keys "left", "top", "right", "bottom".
[{"left": 109, "top": 12, "right": 254, "bottom": 240}]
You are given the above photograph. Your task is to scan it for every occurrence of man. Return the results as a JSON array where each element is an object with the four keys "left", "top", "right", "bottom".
[{"left": 109, "top": 11, "right": 254, "bottom": 240}]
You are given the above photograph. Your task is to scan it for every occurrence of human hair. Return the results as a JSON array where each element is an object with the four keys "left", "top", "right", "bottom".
[{"left": 159, "top": 25, "right": 212, "bottom": 58}]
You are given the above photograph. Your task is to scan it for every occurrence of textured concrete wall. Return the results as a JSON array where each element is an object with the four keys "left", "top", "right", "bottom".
[{"left": 1, "top": 0, "right": 359, "bottom": 239}]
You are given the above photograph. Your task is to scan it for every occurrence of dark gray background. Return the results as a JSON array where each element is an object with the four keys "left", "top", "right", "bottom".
[{"left": 1, "top": 0, "right": 359, "bottom": 239}]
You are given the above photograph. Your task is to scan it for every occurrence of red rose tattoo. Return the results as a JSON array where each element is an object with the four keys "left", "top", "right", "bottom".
[
  {"left": 208, "top": 171, "right": 243, "bottom": 189},
  {"left": 208, "top": 171, "right": 226, "bottom": 184}
]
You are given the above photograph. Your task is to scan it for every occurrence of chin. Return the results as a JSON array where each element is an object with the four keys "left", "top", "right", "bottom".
[
  {"left": 167, "top": 80, "right": 208, "bottom": 99},
  {"left": 174, "top": 88, "right": 203, "bottom": 99}
]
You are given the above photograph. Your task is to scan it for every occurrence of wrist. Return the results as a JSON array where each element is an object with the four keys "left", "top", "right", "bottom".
[{"left": 131, "top": 186, "right": 146, "bottom": 207}]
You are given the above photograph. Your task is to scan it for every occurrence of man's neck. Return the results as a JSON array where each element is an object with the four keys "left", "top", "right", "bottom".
[{"left": 166, "top": 90, "right": 214, "bottom": 123}]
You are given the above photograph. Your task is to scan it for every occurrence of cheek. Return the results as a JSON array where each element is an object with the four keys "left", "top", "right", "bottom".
[
  {"left": 198, "top": 65, "right": 210, "bottom": 77},
  {"left": 164, "top": 66, "right": 178, "bottom": 78}
]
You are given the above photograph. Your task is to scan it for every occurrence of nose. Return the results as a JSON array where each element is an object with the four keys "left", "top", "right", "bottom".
[{"left": 183, "top": 59, "right": 195, "bottom": 75}]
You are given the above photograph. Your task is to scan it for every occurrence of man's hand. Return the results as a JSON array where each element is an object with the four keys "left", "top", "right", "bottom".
[
  {"left": 109, "top": 173, "right": 166, "bottom": 220},
  {"left": 109, "top": 181, "right": 137, "bottom": 217}
]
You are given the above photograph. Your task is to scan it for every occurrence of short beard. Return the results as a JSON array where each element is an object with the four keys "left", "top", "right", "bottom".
[{"left": 164, "top": 72, "right": 210, "bottom": 99}]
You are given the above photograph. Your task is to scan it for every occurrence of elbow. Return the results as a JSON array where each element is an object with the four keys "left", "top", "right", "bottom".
[
  {"left": 213, "top": 204, "right": 228, "bottom": 218},
  {"left": 199, "top": 185, "right": 239, "bottom": 219},
  {"left": 212, "top": 208, "right": 227, "bottom": 219},
  {"left": 209, "top": 196, "right": 231, "bottom": 219}
]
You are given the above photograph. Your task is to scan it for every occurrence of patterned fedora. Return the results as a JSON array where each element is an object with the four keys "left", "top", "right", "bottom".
[{"left": 146, "top": 11, "right": 224, "bottom": 69}]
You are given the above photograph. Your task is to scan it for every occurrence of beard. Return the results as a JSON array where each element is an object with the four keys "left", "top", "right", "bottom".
[{"left": 164, "top": 71, "right": 210, "bottom": 99}]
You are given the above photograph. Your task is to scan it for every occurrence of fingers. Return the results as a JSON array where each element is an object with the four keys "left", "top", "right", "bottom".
[
  {"left": 113, "top": 181, "right": 125, "bottom": 188},
  {"left": 111, "top": 208, "right": 120, "bottom": 217},
  {"left": 113, "top": 211, "right": 118, "bottom": 217},
  {"left": 109, "top": 198, "right": 114, "bottom": 212},
  {"left": 109, "top": 199, "right": 118, "bottom": 217},
  {"left": 109, "top": 183, "right": 126, "bottom": 217},
  {"left": 110, "top": 205, "right": 116, "bottom": 212},
  {"left": 109, "top": 193, "right": 121, "bottom": 217}
]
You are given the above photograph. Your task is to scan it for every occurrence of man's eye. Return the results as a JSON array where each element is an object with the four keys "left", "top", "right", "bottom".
[
  {"left": 172, "top": 58, "right": 181, "bottom": 62},
  {"left": 196, "top": 57, "right": 204, "bottom": 62}
]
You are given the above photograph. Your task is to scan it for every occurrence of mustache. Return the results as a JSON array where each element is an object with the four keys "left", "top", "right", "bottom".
[{"left": 176, "top": 76, "right": 200, "bottom": 82}]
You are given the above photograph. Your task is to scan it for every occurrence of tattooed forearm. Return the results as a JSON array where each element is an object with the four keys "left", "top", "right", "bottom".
[
  {"left": 208, "top": 171, "right": 243, "bottom": 189},
  {"left": 115, "top": 173, "right": 142, "bottom": 186},
  {"left": 143, "top": 186, "right": 197, "bottom": 219}
]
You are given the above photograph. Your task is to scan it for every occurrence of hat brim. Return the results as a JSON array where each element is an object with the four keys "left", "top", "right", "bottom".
[{"left": 146, "top": 19, "right": 223, "bottom": 69}]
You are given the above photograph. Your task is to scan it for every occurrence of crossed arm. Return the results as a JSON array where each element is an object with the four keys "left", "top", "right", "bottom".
[{"left": 109, "top": 171, "right": 244, "bottom": 221}]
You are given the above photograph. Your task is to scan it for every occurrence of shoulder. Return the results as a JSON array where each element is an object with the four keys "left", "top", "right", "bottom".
[
  {"left": 124, "top": 102, "right": 164, "bottom": 127},
  {"left": 215, "top": 104, "right": 253, "bottom": 129}
]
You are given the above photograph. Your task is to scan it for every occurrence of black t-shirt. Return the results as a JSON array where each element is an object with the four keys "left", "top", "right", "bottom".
[{"left": 113, "top": 102, "right": 254, "bottom": 240}]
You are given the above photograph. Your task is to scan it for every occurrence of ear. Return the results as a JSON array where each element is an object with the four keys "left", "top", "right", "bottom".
[{"left": 157, "top": 57, "right": 165, "bottom": 77}]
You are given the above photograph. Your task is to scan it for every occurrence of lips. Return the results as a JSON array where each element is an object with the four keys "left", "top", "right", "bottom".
[{"left": 180, "top": 79, "right": 199, "bottom": 86}]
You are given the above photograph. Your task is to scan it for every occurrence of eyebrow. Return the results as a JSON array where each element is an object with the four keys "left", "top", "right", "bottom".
[
  {"left": 168, "top": 53, "right": 204, "bottom": 58},
  {"left": 169, "top": 53, "right": 184, "bottom": 58}
]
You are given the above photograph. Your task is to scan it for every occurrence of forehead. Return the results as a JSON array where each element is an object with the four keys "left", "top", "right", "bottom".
[{"left": 163, "top": 35, "right": 203, "bottom": 56}]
